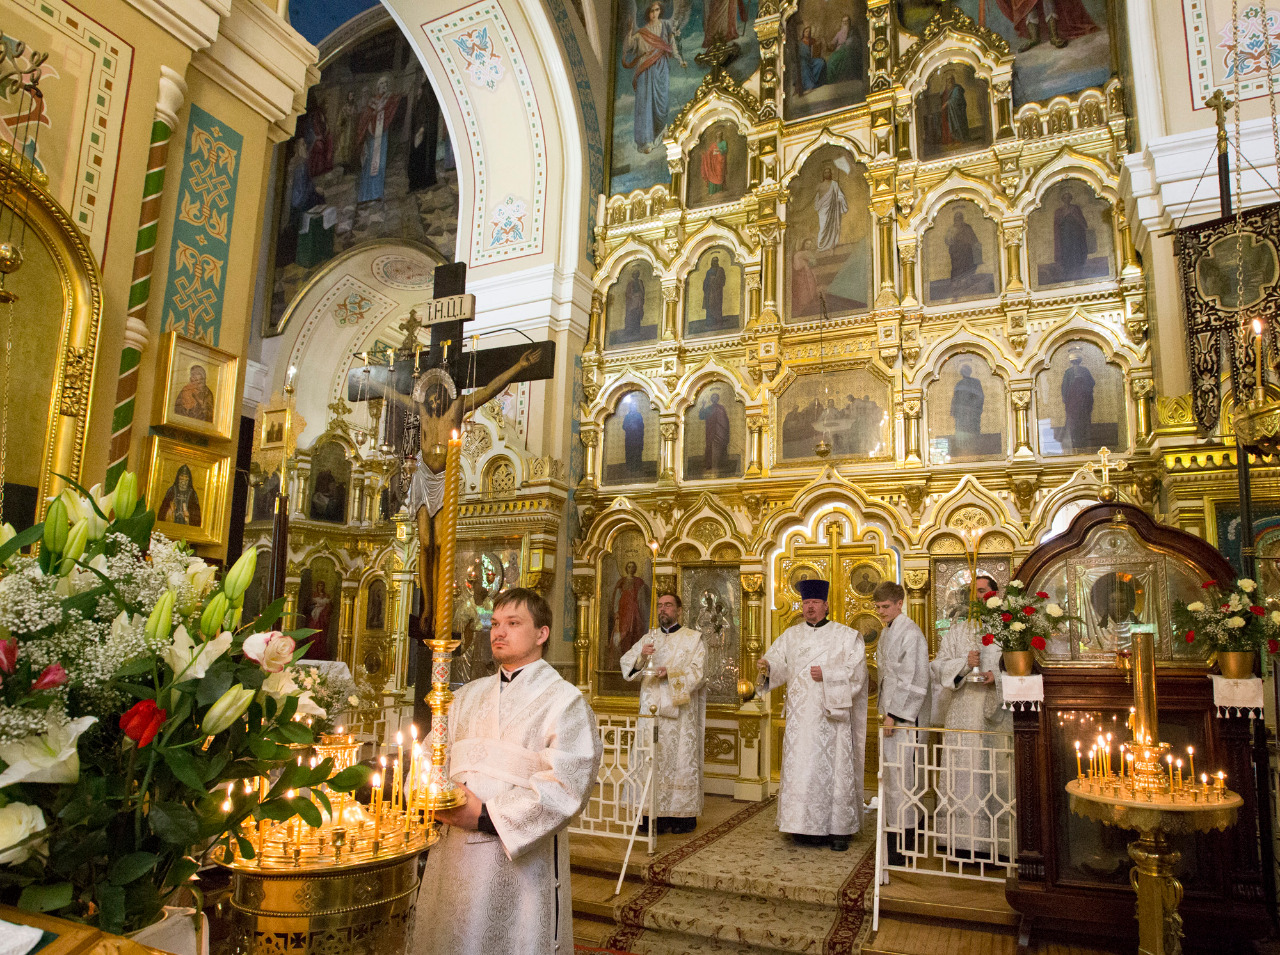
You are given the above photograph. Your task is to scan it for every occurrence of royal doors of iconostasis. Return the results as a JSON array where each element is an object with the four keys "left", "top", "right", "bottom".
[{"left": 769, "top": 510, "right": 896, "bottom": 794}]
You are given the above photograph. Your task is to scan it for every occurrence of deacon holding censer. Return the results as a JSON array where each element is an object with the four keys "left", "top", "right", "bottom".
[{"left": 757, "top": 579, "right": 868, "bottom": 851}]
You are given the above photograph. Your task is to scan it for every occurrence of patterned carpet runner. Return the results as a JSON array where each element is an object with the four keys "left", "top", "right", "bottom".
[{"left": 603, "top": 798, "right": 876, "bottom": 955}]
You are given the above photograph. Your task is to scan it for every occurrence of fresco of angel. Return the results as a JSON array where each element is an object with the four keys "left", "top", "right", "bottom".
[{"left": 620, "top": 0, "right": 692, "bottom": 153}]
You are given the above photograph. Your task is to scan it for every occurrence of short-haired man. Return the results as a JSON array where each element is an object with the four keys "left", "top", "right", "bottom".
[
  {"left": 414, "top": 588, "right": 603, "bottom": 954},
  {"left": 620, "top": 591, "right": 707, "bottom": 834},
  {"left": 757, "top": 578, "right": 868, "bottom": 851},
  {"left": 874, "top": 580, "right": 930, "bottom": 869}
]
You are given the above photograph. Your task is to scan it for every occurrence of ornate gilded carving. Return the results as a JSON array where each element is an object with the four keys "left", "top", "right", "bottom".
[
  {"left": 704, "top": 729, "right": 737, "bottom": 762},
  {"left": 59, "top": 346, "right": 93, "bottom": 417},
  {"left": 1011, "top": 474, "right": 1040, "bottom": 519},
  {"left": 903, "top": 569, "right": 929, "bottom": 593},
  {"left": 895, "top": 4, "right": 1011, "bottom": 80},
  {"left": 691, "top": 518, "right": 726, "bottom": 550}
]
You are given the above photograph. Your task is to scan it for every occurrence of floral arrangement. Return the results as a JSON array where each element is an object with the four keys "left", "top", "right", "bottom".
[
  {"left": 976, "top": 579, "right": 1070, "bottom": 653},
  {"left": 0, "top": 474, "right": 366, "bottom": 935},
  {"left": 1173, "top": 577, "right": 1280, "bottom": 656},
  {"left": 284, "top": 664, "right": 357, "bottom": 735}
]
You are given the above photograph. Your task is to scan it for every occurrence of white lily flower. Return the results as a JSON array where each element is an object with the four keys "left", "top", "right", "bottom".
[
  {"left": 185, "top": 560, "right": 218, "bottom": 597},
  {"left": 162, "top": 625, "right": 232, "bottom": 681},
  {"left": 261, "top": 670, "right": 299, "bottom": 701},
  {"left": 294, "top": 691, "right": 327, "bottom": 719},
  {"left": 0, "top": 716, "right": 98, "bottom": 788}
]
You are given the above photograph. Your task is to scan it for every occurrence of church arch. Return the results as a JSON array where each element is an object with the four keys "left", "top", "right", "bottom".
[{"left": 780, "top": 128, "right": 873, "bottom": 189}]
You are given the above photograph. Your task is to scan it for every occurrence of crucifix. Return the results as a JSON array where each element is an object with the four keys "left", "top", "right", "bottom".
[
  {"left": 346, "top": 263, "right": 556, "bottom": 709},
  {"left": 1087, "top": 446, "right": 1127, "bottom": 501}
]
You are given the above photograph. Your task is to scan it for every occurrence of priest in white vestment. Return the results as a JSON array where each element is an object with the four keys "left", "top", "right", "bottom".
[
  {"left": 931, "top": 575, "right": 1012, "bottom": 861},
  {"left": 757, "top": 578, "right": 867, "bottom": 851},
  {"left": 415, "top": 588, "right": 603, "bottom": 955},
  {"left": 873, "top": 580, "right": 931, "bottom": 868},
  {"left": 619, "top": 591, "right": 707, "bottom": 834}
]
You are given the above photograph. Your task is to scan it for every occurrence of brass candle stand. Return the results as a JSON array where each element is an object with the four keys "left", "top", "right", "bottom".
[{"left": 1067, "top": 630, "right": 1241, "bottom": 955}]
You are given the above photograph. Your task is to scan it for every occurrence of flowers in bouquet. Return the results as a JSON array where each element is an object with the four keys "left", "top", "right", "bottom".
[
  {"left": 1173, "top": 578, "right": 1279, "bottom": 655},
  {"left": 976, "top": 579, "right": 1070, "bottom": 653}
]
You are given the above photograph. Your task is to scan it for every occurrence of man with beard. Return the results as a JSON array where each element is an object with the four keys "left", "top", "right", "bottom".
[
  {"left": 620, "top": 592, "right": 707, "bottom": 834},
  {"left": 1061, "top": 346, "right": 1096, "bottom": 452},
  {"left": 996, "top": 0, "right": 1099, "bottom": 52}
]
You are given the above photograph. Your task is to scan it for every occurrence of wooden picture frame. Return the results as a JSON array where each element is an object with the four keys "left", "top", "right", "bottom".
[
  {"left": 146, "top": 436, "right": 231, "bottom": 546},
  {"left": 154, "top": 332, "right": 239, "bottom": 440}
]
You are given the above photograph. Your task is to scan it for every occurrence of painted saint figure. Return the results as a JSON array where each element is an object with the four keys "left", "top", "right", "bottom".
[
  {"left": 407, "top": 77, "right": 440, "bottom": 192},
  {"left": 796, "top": 25, "right": 827, "bottom": 93},
  {"left": 624, "top": 265, "right": 647, "bottom": 335},
  {"left": 700, "top": 134, "right": 728, "bottom": 195},
  {"left": 1060, "top": 346, "right": 1096, "bottom": 452},
  {"left": 356, "top": 76, "right": 402, "bottom": 203},
  {"left": 950, "top": 364, "right": 985, "bottom": 457},
  {"left": 610, "top": 561, "right": 651, "bottom": 668},
  {"left": 174, "top": 364, "right": 214, "bottom": 423},
  {"left": 622, "top": 3, "right": 688, "bottom": 154},
  {"left": 946, "top": 210, "right": 980, "bottom": 280},
  {"left": 1053, "top": 189, "right": 1090, "bottom": 280},
  {"left": 703, "top": 255, "right": 727, "bottom": 326},
  {"left": 996, "top": 0, "right": 1099, "bottom": 52},
  {"left": 622, "top": 397, "right": 647, "bottom": 472},
  {"left": 699, "top": 392, "right": 731, "bottom": 475},
  {"left": 825, "top": 16, "right": 863, "bottom": 84},
  {"left": 814, "top": 166, "right": 847, "bottom": 253},
  {"left": 306, "top": 581, "right": 333, "bottom": 659},
  {"left": 703, "top": 0, "right": 747, "bottom": 46},
  {"left": 941, "top": 75, "right": 969, "bottom": 145},
  {"left": 792, "top": 238, "right": 820, "bottom": 314},
  {"left": 159, "top": 465, "right": 201, "bottom": 527}
]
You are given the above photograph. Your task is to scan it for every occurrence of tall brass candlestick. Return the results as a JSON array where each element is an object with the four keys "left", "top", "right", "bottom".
[{"left": 425, "top": 431, "right": 466, "bottom": 811}]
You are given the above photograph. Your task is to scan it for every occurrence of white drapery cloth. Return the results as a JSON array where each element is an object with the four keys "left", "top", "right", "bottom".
[
  {"left": 414, "top": 659, "right": 602, "bottom": 955},
  {"left": 877, "top": 613, "right": 931, "bottom": 833},
  {"left": 931, "top": 618, "right": 1012, "bottom": 854},
  {"left": 620, "top": 626, "right": 707, "bottom": 817},
  {"left": 761, "top": 620, "right": 868, "bottom": 836}
]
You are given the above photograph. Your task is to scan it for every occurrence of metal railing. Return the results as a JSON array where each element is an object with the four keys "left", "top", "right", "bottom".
[
  {"left": 569, "top": 714, "right": 658, "bottom": 864},
  {"left": 872, "top": 724, "right": 1017, "bottom": 931}
]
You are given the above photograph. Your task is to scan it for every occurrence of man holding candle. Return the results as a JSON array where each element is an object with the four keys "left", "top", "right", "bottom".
[
  {"left": 413, "top": 588, "right": 603, "bottom": 955},
  {"left": 619, "top": 591, "right": 707, "bottom": 835},
  {"left": 756, "top": 578, "right": 868, "bottom": 851}
]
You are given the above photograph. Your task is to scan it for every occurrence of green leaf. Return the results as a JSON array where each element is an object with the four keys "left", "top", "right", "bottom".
[
  {"left": 115, "top": 681, "right": 156, "bottom": 700},
  {"left": 109, "top": 852, "right": 158, "bottom": 886},
  {"left": 235, "top": 835, "right": 256, "bottom": 861},
  {"left": 249, "top": 737, "right": 291, "bottom": 762},
  {"left": 246, "top": 596, "right": 287, "bottom": 632},
  {"left": 114, "top": 657, "right": 156, "bottom": 678},
  {"left": 313, "top": 790, "right": 332, "bottom": 816},
  {"left": 196, "top": 662, "right": 235, "bottom": 707},
  {"left": 164, "top": 856, "right": 200, "bottom": 889},
  {"left": 258, "top": 799, "right": 298, "bottom": 822},
  {"left": 327, "top": 764, "right": 373, "bottom": 792},
  {"left": 0, "top": 523, "right": 41, "bottom": 564},
  {"left": 290, "top": 796, "right": 323, "bottom": 828},
  {"left": 18, "top": 882, "right": 72, "bottom": 913},
  {"left": 275, "top": 721, "right": 312, "bottom": 745},
  {"left": 161, "top": 748, "right": 208, "bottom": 791},
  {"left": 149, "top": 803, "right": 201, "bottom": 847},
  {"left": 97, "top": 883, "right": 126, "bottom": 935},
  {"left": 114, "top": 508, "right": 155, "bottom": 552}
]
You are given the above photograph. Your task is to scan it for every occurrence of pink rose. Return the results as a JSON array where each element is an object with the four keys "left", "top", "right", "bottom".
[{"left": 241, "top": 631, "right": 296, "bottom": 673}]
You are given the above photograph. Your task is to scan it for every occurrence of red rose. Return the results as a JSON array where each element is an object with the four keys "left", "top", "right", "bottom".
[
  {"left": 1023, "top": 606, "right": 1037, "bottom": 616},
  {"left": 120, "top": 699, "right": 167, "bottom": 749},
  {"left": 0, "top": 637, "right": 15, "bottom": 674},
  {"left": 1031, "top": 635, "right": 1046, "bottom": 651},
  {"left": 1251, "top": 606, "right": 1266, "bottom": 616},
  {"left": 982, "top": 633, "right": 995, "bottom": 646},
  {"left": 1185, "top": 630, "right": 1196, "bottom": 644},
  {"left": 1001, "top": 612, "right": 1013, "bottom": 623},
  {"left": 31, "top": 663, "right": 67, "bottom": 691},
  {"left": 1202, "top": 580, "right": 1217, "bottom": 589},
  {"left": 1035, "top": 592, "right": 1049, "bottom": 599},
  {"left": 1269, "top": 639, "right": 1280, "bottom": 655}
]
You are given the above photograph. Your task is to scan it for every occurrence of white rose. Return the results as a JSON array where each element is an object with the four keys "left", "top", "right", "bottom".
[
  {"left": 0, "top": 802, "right": 47, "bottom": 865},
  {"left": 986, "top": 596, "right": 1003, "bottom": 609},
  {"left": 1271, "top": 611, "right": 1280, "bottom": 625},
  {"left": 242, "top": 631, "right": 296, "bottom": 673},
  {"left": 1239, "top": 578, "right": 1257, "bottom": 593},
  {"left": 1008, "top": 579, "right": 1024, "bottom": 590},
  {"left": 1045, "top": 603, "right": 1064, "bottom": 618},
  {"left": 163, "top": 625, "right": 232, "bottom": 681},
  {"left": 1010, "top": 621, "right": 1026, "bottom": 632},
  {"left": 1187, "top": 601, "right": 1205, "bottom": 613},
  {"left": 0, "top": 716, "right": 97, "bottom": 788},
  {"left": 1226, "top": 616, "right": 1247, "bottom": 629}
]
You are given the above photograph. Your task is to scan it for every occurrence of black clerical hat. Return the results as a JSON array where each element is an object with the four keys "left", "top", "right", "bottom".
[{"left": 796, "top": 579, "right": 830, "bottom": 601}]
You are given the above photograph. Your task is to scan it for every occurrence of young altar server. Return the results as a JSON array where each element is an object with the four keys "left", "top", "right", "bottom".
[
  {"left": 756, "top": 578, "right": 868, "bottom": 851},
  {"left": 620, "top": 591, "right": 707, "bottom": 834},
  {"left": 414, "top": 588, "right": 603, "bottom": 955},
  {"left": 931, "top": 575, "right": 1012, "bottom": 860},
  {"left": 874, "top": 580, "right": 931, "bottom": 868}
]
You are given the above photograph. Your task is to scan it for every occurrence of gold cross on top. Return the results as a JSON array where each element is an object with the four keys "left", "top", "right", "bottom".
[
  {"left": 1090, "top": 446, "right": 1128, "bottom": 486},
  {"left": 1206, "top": 90, "right": 1235, "bottom": 154}
]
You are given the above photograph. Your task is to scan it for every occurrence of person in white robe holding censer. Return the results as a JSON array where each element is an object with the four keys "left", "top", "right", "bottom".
[
  {"left": 414, "top": 588, "right": 603, "bottom": 955},
  {"left": 756, "top": 578, "right": 868, "bottom": 851}
]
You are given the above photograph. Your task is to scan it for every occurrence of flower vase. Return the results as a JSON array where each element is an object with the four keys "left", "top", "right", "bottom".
[
  {"left": 1003, "top": 650, "right": 1034, "bottom": 677},
  {"left": 1217, "top": 651, "right": 1257, "bottom": 680},
  {"left": 126, "top": 906, "right": 206, "bottom": 955}
]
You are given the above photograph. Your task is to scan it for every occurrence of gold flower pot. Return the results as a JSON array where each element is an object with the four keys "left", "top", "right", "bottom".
[
  {"left": 1217, "top": 651, "right": 1257, "bottom": 680},
  {"left": 1003, "top": 650, "right": 1035, "bottom": 677}
]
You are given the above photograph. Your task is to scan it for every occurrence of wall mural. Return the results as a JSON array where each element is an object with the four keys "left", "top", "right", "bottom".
[
  {"left": 610, "top": 0, "right": 761, "bottom": 195},
  {"left": 606, "top": 259, "right": 663, "bottom": 348},
  {"left": 681, "top": 565, "right": 742, "bottom": 704},
  {"left": 926, "top": 352, "right": 1007, "bottom": 463},
  {"left": 267, "top": 24, "right": 457, "bottom": 334},
  {"left": 603, "top": 389, "right": 661, "bottom": 483},
  {"left": 915, "top": 63, "right": 992, "bottom": 161},
  {"left": 684, "top": 380, "right": 746, "bottom": 479},
  {"left": 299, "top": 558, "right": 341, "bottom": 661},
  {"left": 1027, "top": 179, "right": 1115, "bottom": 290},
  {"left": 687, "top": 120, "right": 750, "bottom": 207},
  {"left": 308, "top": 441, "right": 351, "bottom": 523},
  {"left": 1035, "top": 340, "right": 1127, "bottom": 456},
  {"left": 598, "top": 527, "right": 654, "bottom": 694},
  {"left": 921, "top": 199, "right": 1000, "bottom": 305},
  {"left": 685, "top": 245, "right": 745, "bottom": 337},
  {"left": 785, "top": 146, "right": 874, "bottom": 322},
  {"left": 782, "top": 0, "right": 870, "bottom": 122},
  {"left": 776, "top": 367, "right": 892, "bottom": 462}
]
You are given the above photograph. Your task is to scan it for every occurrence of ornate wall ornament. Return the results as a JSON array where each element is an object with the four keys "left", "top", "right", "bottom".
[
  {"left": 691, "top": 518, "right": 726, "bottom": 550},
  {"left": 1011, "top": 474, "right": 1040, "bottom": 520}
]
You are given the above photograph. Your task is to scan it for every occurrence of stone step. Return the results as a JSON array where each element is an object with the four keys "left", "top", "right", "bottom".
[
  {"left": 864, "top": 914, "right": 1019, "bottom": 955},
  {"left": 573, "top": 870, "right": 643, "bottom": 920},
  {"left": 616, "top": 885, "right": 858, "bottom": 955}
]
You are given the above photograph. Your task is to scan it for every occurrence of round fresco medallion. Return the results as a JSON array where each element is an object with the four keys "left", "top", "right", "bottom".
[{"left": 371, "top": 254, "right": 434, "bottom": 290}]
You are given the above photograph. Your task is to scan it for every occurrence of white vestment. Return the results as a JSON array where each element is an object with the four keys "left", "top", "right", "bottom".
[
  {"left": 761, "top": 620, "right": 867, "bottom": 836},
  {"left": 930, "top": 618, "right": 1012, "bottom": 855},
  {"left": 877, "top": 613, "right": 931, "bottom": 833},
  {"left": 814, "top": 179, "right": 848, "bottom": 252},
  {"left": 620, "top": 626, "right": 707, "bottom": 817},
  {"left": 414, "top": 659, "right": 602, "bottom": 955}
]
